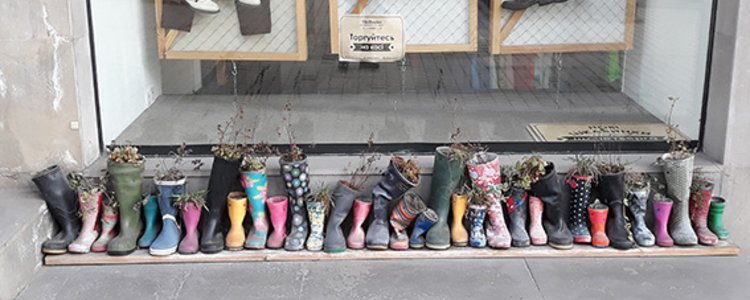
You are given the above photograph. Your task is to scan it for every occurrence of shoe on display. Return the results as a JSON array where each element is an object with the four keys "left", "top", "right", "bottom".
[
  {"left": 185, "top": 0, "right": 220, "bottom": 14},
  {"left": 239, "top": 0, "right": 261, "bottom": 6}
]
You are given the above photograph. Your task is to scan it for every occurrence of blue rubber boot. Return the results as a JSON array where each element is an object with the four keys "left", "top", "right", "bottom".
[
  {"left": 409, "top": 209, "right": 438, "bottom": 249},
  {"left": 138, "top": 194, "right": 160, "bottom": 248},
  {"left": 149, "top": 179, "right": 185, "bottom": 256}
]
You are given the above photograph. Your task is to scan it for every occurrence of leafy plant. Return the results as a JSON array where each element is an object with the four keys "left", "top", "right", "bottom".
[
  {"left": 307, "top": 186, "right": 333, "bottom": 216},
  {"left": 566, "top": 155, "right": 601, "bottom": 181},
  {"left": 211, "top": 103, "right": 244, "bottom": 161},
  {"left": 107, "top": 143, "right": 144, "bottom": 165},
  {"left": 467, "top": 184, "right": 500, "bottom": 207},
  {"left": 664, "top": 96, "right": 696, "bottom": 160},
  {"left": 392, "top": 155, "right": 420, "bottom": 184},
  {"left": 343, "top": 133, "right": 382, "bottom": 191},
  {"left": 278, "top": 102, "right": 306, "bottom": 162},
  {"left": 515, "top": 155, "right": 548, "bottom": 190},
  {"left": 500, "top": 165, "right": 518, "bottom": 194},
  {"left": 172, "top": 190, "right": 208, "bottom": 210},
  {"left": 241, "top": 141, "right": 279, "bottom": 172},
  {"left": 155, "top": 143, "right": 203, "bottom": 181}
]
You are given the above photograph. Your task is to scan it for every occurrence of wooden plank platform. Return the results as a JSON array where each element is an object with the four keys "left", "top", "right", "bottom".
[{"left": 46, "top": 241, "right": 740, "bottom": 266}]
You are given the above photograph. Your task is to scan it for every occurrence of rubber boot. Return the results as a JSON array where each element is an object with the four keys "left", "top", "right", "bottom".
[
  {"left": 32, "top": 165, "right": 80, "bottom": 255},
  {"left": 201, "top": 156, "right": 240, "bottom": 254},
  {"left": 225, "top": 192, "right": 247, "bottom": 250},
  {"left": 568, "top": 176, "right": 592, "bottom": 244},
  {"left": 425, "top": 147, "right": 464, "bottom": 250},
  {"left": 241, "top": 169, "right": 268, "bottom": 249},
  {"left": 653, "top": 198, "right": 674, "bottom": 247},
  {"left": 486, "top": 201, "right": 511, "bottom": 249},
  {"left": 68, "top": 191, "right": 102, "bottom": 254},
  {"left": 450, "top": 194, "right": 470, "bottom": 247},
  {"left": 690, "top": 183, "right": 718, "bottom": 246},
  {"left": 627, "top": 184, "right": 655, "bottom": 247},
  {"left": 390, "top": 193, "right": 427, "bottom": 250},
  {"left": 599, "top": 172, "right": 635, "bottom": 250},
  {"left": 531, "top": 163, "right": 573, "bottom": 250},
  {"left": 150, "top": 179, "right": 185, "bottom": 256},
  {"left": 91, "top": 205, "right": 118, "bottom": 253},
  {"left": 658, "top": 154, "right": 698, "bottom": 245},
  {"left": 468, "top": 205, "right": 487, "bottom": 248},
  {"left": 179, "top": 203, "right": 201, "bottom": 254},
  {"left": 285, "top": 197, "right": 309, "bottom": 251},
  {"left": 138, "top": 194, "right": 160, "bottom": 248},
  {"left": 107, "top": 162, "right": 144, "bottom": 256},
  {"left": 467, "top": 152, "right": 511, "bottom": 249},
  {"left": 366, "top": 159, "right": 419, "bottom": 250},
  {"left": 306, "top": 200, "right": 326, "bottom": 251},
  {"left": 266, "top": 196, "right": 288, "bottom": 249},
  {"left": 528, "top": 196, "right": 548, "bottom": 246},
  {"left": 347, "top": 198, "right": 371, "bottom": 250},
  {"left": 508, "top": 186, "right": 530, "bottom": 247},
  {"left": 410, "top": 209, "right": 438, "bottom": 249},
  {"left": 280, "top": 157, "right": 310, "bottom": 251},
  {"left": 325, "top": 181, "right": 358, "bottom": 252},
  {"left": 708, "top": 197, "right": 729, "bottom": 240},
  {"left": 588, "top": 200, "right": 610, "bottom": 248},
  {"left": 502, "top": 0, "right": 568, "bottom": 11}
]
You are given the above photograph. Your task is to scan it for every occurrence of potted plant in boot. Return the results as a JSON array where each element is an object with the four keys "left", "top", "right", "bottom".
[
  {"left": 597, "top": 158, "right": 635, "bottom": 250},
  {"left": 306, "top": 187, "right": 332, "bottom": 251},
  {"left": 389, "top": 193, "right": 427, "bottom": 250},
  {"left": 366, "top": 156, "right": 421, "bottom": 250},
  {"left": 467, "top": 184, "right": 492, "bottom": 248},
  {"left": 689, "top": 173, "right": 718, "bottom": 245},
  {"left": 467, "top": 152, "right": 511, "bottom": 249},
  {"left": 626, "top": 172, "right": 656, "bottom": 247},
  {"left": 520, "top": 156, "right": 573, "bottom": 250},
  {"left": 240, "top": 142, "right": 277, "bottom": 250},
  {"left": 278, "top": 104, "right": 310, "bottom": 251},
  {"left": 31, "top": 165, "right": 80, "bottom": 255},
  {"left": 66, "top": 172, "right": 107, "bottom": 254},
  {"left": 565, "top": 155, "right": 600, "bottom": 245},
  {"left": 174, "top": 190, "right": 207, "bottom": 254},
  {"left": 106, "top": 144, "right": 145, "bottom": 256},
  {"left": 652, "top": 193, "right": 675, "bottom": 247},
  {"left": 91, "top": 178, "right": 119, "bottom": 253}
]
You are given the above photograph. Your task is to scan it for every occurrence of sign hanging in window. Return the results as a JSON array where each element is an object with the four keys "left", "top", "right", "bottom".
[{"left": 339, "top": 15, "right": 405, "bottom": 63}]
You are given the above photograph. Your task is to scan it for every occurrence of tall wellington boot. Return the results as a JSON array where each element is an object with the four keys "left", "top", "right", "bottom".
[
  {"left": 531, "top": 163, "right": 573, "bottom": 250},
  {"left": 450, "top": 193, "right": 469, "bottom": 246},
  {"left": 306, "top": 200, "right": 326, "bottom": 251},
  {"left": 468, "top": 152, "right": 511, "bottom": 249},
  {"left": 690, "top": 183, "right": 718, "bottom": 246},
  {"left": 468, "top": 205, "right": 488, "bottom": 248},
  {"left": 425, "top": 147, "right": 464, "bottom": 250},
  {"left": 178, "top": 203, "right": 202, "bottom": 254},
  {"left": 568, "top": 176, "right": 593, "bottom": 244},
  {"left": 346, "top": 198, "right": 371, "bottom": 250},
  {"left": 508, "top": 186, "right": 530, "bottom": 247},
  {"left": 410, "top": 209, "right": 438, "bottom": 249},
  {"left": 226, "top": 192, "right": 248, "bottom": 251},
  {"left": 32, "top": 165, "right": 80, "bottom": 255},
  {"left": 528, "top": 196, "right": 548, "bottom": 245},
  {"left": 658, "top": 154, "right": 698, "bottom": 245},
  {"left": 150, "top": 178, "right": 185, "bottom": 256},
  {"left": 653, "top": 198, "right": 674, "bottom": 247},
  {"left": 502, "top": 0, "right": 568, "bottom": 11},
  {"left": 68, "top": 191, "right": 102, "bottom": 254},
  {"left": 390, "top": 194, "right": 427, "bottom": 250},
  {"left": 285, "top": 197, "right": 309, "bottom": 251},
  {"left": 91, "top": 205, "right": 118, "bottom": 252},
  {"left": 599, "top": 172, "right": 635, "bottom": 250},
  {"left": 280, "top": 157, "right": 310, "bottom": 251},
  {"left": 266, "top": 196, "right": 288, "bottom": 249},
  {"left": 366, "top": 159, "right": 419, "bottom": 250},
  {"left": 138, "top": 194, "right": 160, "bottom": 248},
  {"left": 708, "top": 197, "right": 729, "bottom": 240},
  {"left": 107, "top": 162, "right": 144, "bottom": 256},
  {"left": 588, "top": 200, "right": 610, "bottom": 248},
  {"left": 201, "top": 156, "right": 240, "bottom": 254},
  {"left": 326, "top": 181, "right": 358, "bottom": 252},
  {"left": 627, "top": 183, "right": 655, "bottom": 247},
  {"left": 241, "top": 169, "right": 269, "bottom": 249}
]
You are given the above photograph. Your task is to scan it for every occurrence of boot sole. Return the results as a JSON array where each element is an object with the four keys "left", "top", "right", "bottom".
[
  {"left": 451, "top": 242, "right": 468, "bottom": 247},
  {"left": 149, "top": 246, "right": 177, "bottom": 256},
  {"left": 366, "top": 245, "right": 388, "bottom": 251},
  {"left": 324, "top": 249, "right": 346, "bottom": 253},
  {"left": 42, "top": 249, "right": 68, "bottom": 255},
  {"left": 409, "top": 244, "right": 425, "bottom": 249},
  {"left": 108, "top": 248, "right": 136, "bottom": 256},
  {"left": 426, "top": 243, "right": 451, "bottom": 250},
  {"left": 225, "top": 246, "right": 244, "bottom": 251},
  {"left": 548, "top": 243, "right": 574, "bottom": 250}
]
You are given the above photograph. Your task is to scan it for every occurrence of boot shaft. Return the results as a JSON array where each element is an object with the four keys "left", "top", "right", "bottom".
[
  {"left": 241, "top": 169, "right": 268, "bottom": 215},
  {"left": 690, "top": 185, "right": 713, "bottom": 224},
  {"left": 486, "top": 201, "right": 505, "bottom": 227},
  {"left": 374, "top": 159, "right": 418, "bottom": 202},
  {"left": 451, "top": 194, "right": 469, "bottom": 223},
  {"left": 391, "top": 193, "right": 427, "bottom": 231},
  {"left": 227, "top": 192, "right": 248, "bottom": 220},
  {"left": 429, "top": 147, "right": 465, "bottom": 218},
  {"left": 267, "top": 196, "right": 289, "bottom": 226},
  {"left": 351, "top": 199, "right": 372, "bottom": 226},
  {"left": 588, "top": 206, "right": 608, "bottom": 232},
  {"left": 659, "top": 154, "right": 695, "bottom": 202},
  {"left": 156, "top": 179, "right": 186, "bottom": 216},
  {"left": 279, "top": 157, "right": 310, "bottom": 198},
  {"left": 413, "top": 209, "right": 438, "bottom": 233},
  {"left": 181, "top": 203, "right": 202, "bottom": 229},
  {"left": 467, "top": 152, "right": 503, "bottom": 203}
]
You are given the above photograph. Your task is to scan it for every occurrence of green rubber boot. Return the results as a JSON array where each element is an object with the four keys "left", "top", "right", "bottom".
[
  {"left": 107, "top": 162, "right": 145, "bottom": 256},
  {"left": 708, "top": 197, "right": 729, "bottom": 240},
  {"left": 425, "top": 147, "right": 466, "bottom": 250}
]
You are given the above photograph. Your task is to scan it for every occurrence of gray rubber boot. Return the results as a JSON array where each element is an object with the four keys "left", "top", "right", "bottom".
[
  {"left": 508, "top": 186, "right": 531, "bottom": 247},
  {"left": 324, "top": 181, "right": 358, "bottom": 253},
  {"left": 658, "top": 154, "right": 698, "bottom": 246},
  {"left": 627, "top": 184, "right": 656, "bottom": 247}
]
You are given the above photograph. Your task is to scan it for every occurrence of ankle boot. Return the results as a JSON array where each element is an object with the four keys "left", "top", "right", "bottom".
[
  {"left": 306, "top": 200, "right": 326, "bottom": 251},
  {"left": 709, "top": 197, "right": 729, "bottom": 240},
  {"left": 326, "top": 181, "right": 358, "bottom": 252},
  {"left": 266, "top": 196, "right": 288, "bottom": 249},
  {"left": 588, "top": 200, "right": 609, "bottom": 248},
  {"left": 285, "top": 197, "right": 308, "bottom": 251},
  {"left": 68, "top": 191, "right": 103, "bottom": 253},
  {"left": 347, "top": 198, "right": 371, "bottom": 250},
  {"left": 658, "top": 154, "right": 698, "bottom": 246},
  {"left": 627, "top": 183, "right": 655, "bottom": 247},
  {"left": 280, "top": 157, "right": 310, "bottom": 251},
  {"left": 690, "top": 183, "right": 718, "bottom": 245},
  {"left": 653, "top": 198, "right": 674, "bottom": 247},
  {"left": 91, "top": 205, "right": 118, "bottom": 252},
  {"left": 568, "top": 176, "right": 592, "bottom": 244},
  {"left": 467, "top": 152, "right": 511, "bottom": 249},
  {"left": 502, "top": 0, "right": 568, "bottom": 11},
  {"left": 468, "top": 204, "right": 487, "bottom": 248},
  {"left": 150, "top": 179, "right": 185, "bottom": 256},
  {"left": 599, "top": 172, "right": 635, "bottom": 250},
  {"left": 32, "top": 165, "right": 80, "bottom": 255},
  {"left": 201, "top": 156, "right": 240, "bottom": 254},
  {"left": 425, "top": 147, "right": 464, "bottom": 250},
  {"left": 366, "top": 158, "right": 418, "bottom": 250},
  {"left": 508, "top": 186, "right": 530, "bottom": 247},
  {"left": 450, "top": 193, "right": 469, "bottom": 247},
  {"left": 410, "top": 209, "right": 438, "bottom": 249},
  {"left": 531, "top": 163, "right": 573, "bottom": 250},
  {"left": 486, "top": 201, "right": 511, "bottom": 249},
  {"left": 107, "top": 162, "right": 144, "bottom": 256},
  {"left": 241, "top": 169, "right": 269, "bottom": 249},
  {"left": 226, "top": 192, "right": 247, "bottom": 250},
  {"left": 390, "top": 193, "right": 427, "bottom": 250},
  {"left": 138, "top": 194, "right": 160, "bottom": 248},
  {"left": 179, "top": 202, "right": 202, "bottom": 254},
  {"left": 528, "top": 196, "right": 548, "bottom": 246}
]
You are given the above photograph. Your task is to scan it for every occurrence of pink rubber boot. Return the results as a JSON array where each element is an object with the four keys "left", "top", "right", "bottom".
[
  {"left": 266, "top": 196, "right": 288, "bottom": 249},
  {"left": 178, "top": 203, "right": 202, "bottom": 254},
  {"left": 347, "top": 199, "right": 371, "bottom": 249},
  {"left": 68, "top": 192, "right": 102, "bottom": 253},
  {"left": 528, "top": 196, "right": 548, "bottom": 246}
]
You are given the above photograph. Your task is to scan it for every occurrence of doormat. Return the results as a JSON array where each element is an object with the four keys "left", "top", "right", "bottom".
[{"left": 527, "top": 123, "right": 687, "bottom": 142}]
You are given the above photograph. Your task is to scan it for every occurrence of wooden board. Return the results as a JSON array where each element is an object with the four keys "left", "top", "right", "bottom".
[{"left": 46, "top": 241, "right": 740, "bottom": 266}]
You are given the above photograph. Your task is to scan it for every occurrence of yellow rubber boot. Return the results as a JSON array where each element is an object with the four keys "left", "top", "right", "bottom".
[
  {"left": 226, "top": 192, "right": 247, "bottom": 251},
  {"left": 451, "top": 193, "right": 469, "bottom": 246}
]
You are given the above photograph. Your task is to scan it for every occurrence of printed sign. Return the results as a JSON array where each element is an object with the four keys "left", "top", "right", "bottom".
[{"left": 339, "top": 15, "right": 405, "bottom": 62}]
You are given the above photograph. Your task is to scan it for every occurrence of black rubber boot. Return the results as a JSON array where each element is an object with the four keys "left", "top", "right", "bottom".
[
  {"left": 366, "top": 159, "right": 418, "bottom": 250},
  {"left": 324, "top": 181, "right": 358, "bottom": 253},
  {"left": 502, "top": 0, "right": 568, "bottom": 11},
  {"left": 32, "top": 165, "right": 80, "bottom": 255},
  {"left": 508, "top": 186, "right": 531, "bottom": 247},
  {"left": 599, "top": 172, "right": 636, "bottom": 250},
  {"left": 530, "top": 163, "right": 573, "bottom": 250},
  {"left": 200, "top": 156, "right": 241, "bottom": 254}
]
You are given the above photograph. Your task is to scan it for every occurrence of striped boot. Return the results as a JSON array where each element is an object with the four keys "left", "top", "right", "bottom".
[{"left": 389, "top": 194, "right": 427, "bottom": 250}]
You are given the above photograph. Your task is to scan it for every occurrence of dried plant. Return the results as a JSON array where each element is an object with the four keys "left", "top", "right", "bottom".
[
  {"left": 307, "top": 186, "right": 333, "bottom": 216},
  {"left": 278, "top": 102, "right": 305, "bottom": 162},
  {"left": 625, "top": 172, "right": 651, "bottom": 189},
  {"left": 597, "top": 156, "right": 627, "bottom": 175},
  {"left": 241, "top": 141, "right": 279, "bottom": 172},
  {"left": 211, "top": 103, "right": 244, "bottom": 161},
  {"left": 172, "top": 190, "right": 208, "bottom": 210},
  {"left": 107, "top": 143, "right": 144, "bottom": 165},
  {"left": 392, "top": 155, "right": 420, "bottom": 184},
  {"left": 653, "top": 192, "right": 671, "bottom": 202},
  {"left": 566, "top": 155, "right": 601, "bottom": 181},
  {"left": 343, "top": 133, "right": 382, "bottom": 191},
  {"left": 690, "top": 171, "right": 713, "bottom": 193},
  {"left": 155, "top": 143, "right": 203, "bottom": 181},
  {"left": 515, "top": 155, "right": 548, "bottom": 190},
  {"left": 447, "top": 127, "right": 486, "bottom": 161},
  {"left": 665, "top": 96, "right": 696, "bottom": 160}
]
